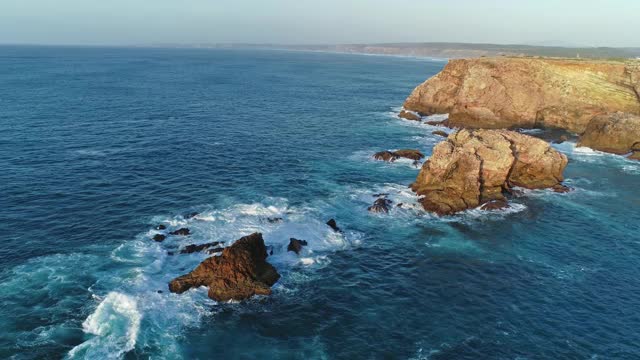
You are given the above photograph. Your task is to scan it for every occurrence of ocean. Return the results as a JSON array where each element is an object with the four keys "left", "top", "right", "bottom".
[{"left": 1, "top": 46, "right": 639, "bottom": 359}]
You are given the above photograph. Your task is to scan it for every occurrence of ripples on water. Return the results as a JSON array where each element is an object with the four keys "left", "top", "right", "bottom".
[{"left": 1, "top": 46, "right": 639, "bottom": 359}]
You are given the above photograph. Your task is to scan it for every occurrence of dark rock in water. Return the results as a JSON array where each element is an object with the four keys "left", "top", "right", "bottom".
[
  {"left": 287, "top": 238, "right": 308, "bottom": 254},
  {"left": 170, "top": 228, "right": 190, "bottom": 236},
  {"left": 397, "top": 203, "right": 404, "bottom": 208},
  {"left": 432, "top": 130, "right": 449, "bottom": 138},
  {"left": 553, "top": 135, "right": 568, "bottom": 144},
  {"left": 153, "top": 234, "right": 166, "bottom": 242},
  {"left": 398, "top": 110, "right": 421, "bottom": 121},
  {"left": 368, "top": 198, "right": 393, "bottom": 213},
  {"left": 326, "top": 219, "right": 341, "bottom": 232},
  {"left": 167, "top": 251, "right": 174, "bottom": 256},
  {"left": 373, "top": 193, "right": 390, "bottom": 197},
  {"left": 267, "top": 217, "right": 283, "bottom": 223},
  {"left": 169, "top": 233, "right": 280, "bottom": 302},
  {"left": 207, "top": 247, "right": 224, "bottom": 255},
  {"left": 266, "top": 245, "right": 274, "bottom": 256},
  {"left": 479, "top": 200, "right": 510, "bottom": 211},
  {"left": 374, "top": 149, "right": 424, "bottom": 162},
  {"left": 180, "top": 241, "right": 224, "bottom": 254},
  {"left": 184, "top": 212, "right": 199, "bottom": 219},
  {"left": 394, "top": 149, "right": 425, "bottom": 161},
  {"left": 156, "top": 224, "right": 166, "bottom": 230},
  {"left": 157, "top": 290, "right": 163, "bottom": 294},
  {"left": 552, "top": 184, "right": 572, "bottom": 193},
  {"left": 373, "top": 150, "right": 398, "bottom": 162}
]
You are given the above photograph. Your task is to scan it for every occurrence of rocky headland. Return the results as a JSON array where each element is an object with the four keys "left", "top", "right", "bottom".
[{"left": 401, "top": 57, "right": 640, "bottom": 158}]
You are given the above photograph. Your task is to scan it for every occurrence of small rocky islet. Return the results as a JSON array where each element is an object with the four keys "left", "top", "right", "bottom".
[{"left": 161, "top": 56, "right": 638, "bottom": 303}]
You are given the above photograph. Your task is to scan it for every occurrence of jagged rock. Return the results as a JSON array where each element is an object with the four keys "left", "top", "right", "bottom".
[
  {"left": 155, "top": 224, "right": 166, "bottom": 230},
  {"left": 411, "top": 129, "right": 568, "bottom": 215},
  {"left": 403, "top": 58, "right": 640, "bottom": 133},
  {"left": 398, "top": 110, "right": 421, "bottom": 121},
  {"left": 368, "top": 198, "right": 393, "bottom": 213},
  {"left": 167, "top": 251, "right": 174, "bottom": 256},
  {"left": 425, "top": 118, "right": 449, "bottom": 127},
  {"left": 479, "top": 199, "right": 510, "bottom": 211},
  {"left": 374, "top": 149, "right": 425, "bottom": 162},
  {"left": 553, "top": 135, "right": 568, "bottom": 144},
  {"left": 326, "top": 219, "right": 341, "bottom": 232},
  {"left": 432, "top": 130, "right": 449, "bottom": 138},
  {"left": 170, "top": 228, "right": 190, "bottom": 236},
  {"left": 578, "top": 112, "right": 640, "bottom": 154},
  {"left": 180, "top": 241, "right": 224, "bottom": 254},
  {"left": 153, "top": 234, "right": 166, "bottom": 242},
  {"left": 169, "top": 233, "right": 280, "bottom": 302},
  {"left": 267, "top": 217, "right": 283, "bottom": 223},
  {"left": 287, "top": 238, "right": 308, "bottom": 254}
]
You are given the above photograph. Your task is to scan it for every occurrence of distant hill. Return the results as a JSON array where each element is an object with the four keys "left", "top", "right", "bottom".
[{"left": 213, "top": 42, "right": 640, "bottom": 60}]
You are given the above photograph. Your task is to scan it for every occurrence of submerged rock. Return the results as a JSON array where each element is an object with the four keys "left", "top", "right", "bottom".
[
  {"left": 373, "top": 149, "right": 425, "bottom": 162},
  {"left": 326, "top": 219, "right": 341, "bottom": 232},
  {"left": 184, "top": 212, "right": 199, "bottom": 219},
  {"left": 267, "top": 217, "right": 284, "bottom": 223},
  {"left": 180, "top": 241, "right": 224, "bottom": 254},
  {"left": 170, "top": 228, "right": 190, "bottom": 236},
  {"left": 403, "top": 57, "right": 640, "bottom": 133},
  {"left": 368, "top": 198, "right": 393, "bottom": 213},
  {"left": 169, "top": 233, "right": 280, "bottom": 302},
  {"left": 153, "top": 234, "right": 166, "bottom": 242},
  {"left": 398, "top": 110, "right": 421, "bottom": 121},
  {"left": 287, "top": 238, "right": 308, "bottom": 254},
  {"left": 411, "top": 129, "right": 568, "bottom": 215},
  {"left": 578, "top": 112, "right": 640, "bottom": 154}
]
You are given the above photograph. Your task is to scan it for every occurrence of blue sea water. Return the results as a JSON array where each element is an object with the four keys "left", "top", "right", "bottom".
[{"left": 1, "top": 46, "right": 640, "bottom": 359}]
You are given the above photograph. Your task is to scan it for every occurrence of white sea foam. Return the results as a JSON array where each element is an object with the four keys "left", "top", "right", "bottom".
[{"left": 68, "top": 292, "right": 140, "bottom": 360}]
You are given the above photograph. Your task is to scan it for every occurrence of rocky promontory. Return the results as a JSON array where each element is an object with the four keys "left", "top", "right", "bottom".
[
  {"left": 411, "top": 129, "right": 568, "bottom": 215},
  {"left": 403, "top": 57, "right": 640, "bottom": 134},
  {"left": 578, "top": 112, "right": 640, "bottom": 159}
]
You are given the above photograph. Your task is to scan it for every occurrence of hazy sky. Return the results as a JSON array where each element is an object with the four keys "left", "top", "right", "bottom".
[{"left": 1, "top": 0, "right": 639, "bottom": 47}]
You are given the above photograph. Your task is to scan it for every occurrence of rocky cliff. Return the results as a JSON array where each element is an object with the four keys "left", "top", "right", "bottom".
[
  {"left": 411, "top": 129, "right": 568, "bottom": 215},
  {"left": 403, "top": 57, "right": 640, "bottom": 133}
]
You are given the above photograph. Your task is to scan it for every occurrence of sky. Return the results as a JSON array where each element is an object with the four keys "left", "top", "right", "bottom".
[{"left": 1, "top": 0, "right": 639, "bottom": 47}]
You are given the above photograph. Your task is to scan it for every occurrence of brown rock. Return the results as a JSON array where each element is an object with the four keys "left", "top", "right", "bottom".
[
  {"left": 578, "top": 112, "right": 640, "bottom": 154},
  {"left": 553, "top": 135, "right": 568, "bottom": 144},
  {"left": 368, "top": 198, "right": 393, "bottom": 213},
  {"left": 373, "top": 151, "right": 398, "bottom": 162},
  {"left": 628, "top": 152, "right": 640, "bottom": 161},
  {"left": 403, "top": 58, "right": 640, "bottom": 133},
  {"left": 398, "top": 110, "right": 421, "bottom": 121},
  {"left": 374, "top": 149, "right": 425, "bottom": 162},
  {"left": 425, "top": 118, "right": 449, "bottom": 127},
  {"left": 180, "top": 241, "right": 224, "bottom": 254},
  {"left": 479, "top": 199, "right": 510, "bottom": 211},
  {"left": 287, "top": 238, "right": 308, "bottom": 254},
  {"left": 170, "top": 228, "right": 190, "bottom": 236},
  {"left": 411, "top": 129, "right": 568, "bottom": 215},
  {"left": 432, "top": 130, "right": 449, "bottom": 138},
  {"left": 552, "top": 184, "right": 572, "bottom": 193},
  {"left": 168, "top": 233, "right": 280, "bottom": 302},
  {"left": 153, "top": 234, "right": 166, "bottom": 242}
]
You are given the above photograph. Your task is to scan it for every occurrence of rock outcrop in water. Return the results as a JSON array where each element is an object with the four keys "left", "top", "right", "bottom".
[
  {"left": 373, "top": 149, "right": 425, "bottom": 162},
  {"left": 398, "top": 110, "right": 421, "bottom": 121},
  {"left": 168, "top": 233, "right": 280, "bottom": 302},
  {"left": 403, "top": 57, "right": 640, "bottom": 134},
  {"left": 578, "top": 112, "right": 640, "bottom": 158},
  {"left": 411, "top": 129, "right": 568, "bottom": 215}
]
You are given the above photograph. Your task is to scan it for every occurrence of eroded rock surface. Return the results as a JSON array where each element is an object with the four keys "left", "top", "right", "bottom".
[
  {"left": 404, "top": 57, "right": 640, "bottom": 133},
  {"left": 578, "top": 112, "right": 640, "bottom": 154},
  {"left": 168, "top": 233, "right": 280, "bottom": 302},
  {"left": 411, "top": 129, "right": 568, "bottom": 215}
]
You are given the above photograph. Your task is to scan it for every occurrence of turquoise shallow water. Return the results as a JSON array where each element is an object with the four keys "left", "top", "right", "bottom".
[{"left": 1, "top": 46, "right": 640, "bottom": 359}]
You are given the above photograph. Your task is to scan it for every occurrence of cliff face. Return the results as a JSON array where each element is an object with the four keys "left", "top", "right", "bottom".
[{"left": 404, "top": 58, "right": 640, "bottom": 133}]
